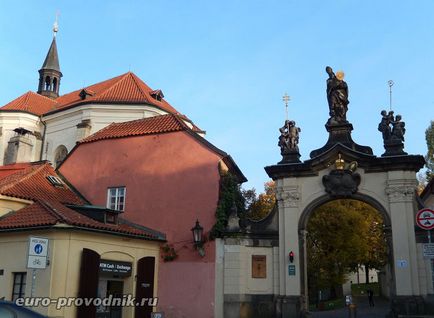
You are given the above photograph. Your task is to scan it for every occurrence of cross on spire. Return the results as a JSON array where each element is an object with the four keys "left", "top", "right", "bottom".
[
  {"left": 282, "top": 93, "right": 291, "bottom": 121},
  {"left": 388, "top": 80, "right": 394, "bottom": 111},
  {"left": 53, "top": 11, "right": 60, "bottom": 37}
]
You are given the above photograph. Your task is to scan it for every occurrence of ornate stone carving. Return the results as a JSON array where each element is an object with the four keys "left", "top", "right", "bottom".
[
  {"left": 323, "top": 170, "right": 361, "bottom": 197},
  {"left": 385, "top": 184, "right": 415, "bottom": 202},
  {"left": 276, "top": 186, "right": 301, "bottom": 208},
  {"left": 322, "top": 154, "right": 361, "bottom": 197}
]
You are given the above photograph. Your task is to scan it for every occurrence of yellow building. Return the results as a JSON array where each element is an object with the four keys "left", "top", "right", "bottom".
[{"left": 0, "top": 162, "right": 165, "bottom": 318}]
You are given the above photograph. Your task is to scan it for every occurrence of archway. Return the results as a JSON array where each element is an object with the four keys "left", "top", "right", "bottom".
[
  {"left": 54, "top": 145, "right": 68, "bottom": 168},
  {"left": 299, "top": 195, "right": 394, "bottom": 313}
]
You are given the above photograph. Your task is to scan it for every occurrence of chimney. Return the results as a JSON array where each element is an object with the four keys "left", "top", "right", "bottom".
[{"left": 4, "top": 128, "right": 34, "bottom": 164}]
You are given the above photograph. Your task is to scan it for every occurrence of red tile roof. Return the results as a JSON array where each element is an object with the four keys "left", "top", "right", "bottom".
[
  {"left": 80, "top": 114, "right": 188, "bottom": 144},
  {"left": 0, "top": 200, "right": 164, "bottom": 240},
  {"left": 0, "top": 162, "right": 165, "bottom": 240},
  {"left": 1, "top": 91, "right": 58, "bottom": 115},
  {"left": 0, "top": 162, "right": 84, "bottom": 204},
  {"left": 1, "top": 72, "right": 179, "bottom": 116},
  {"left": 0, "top": 163, "right": 33, "bottom": 179}
]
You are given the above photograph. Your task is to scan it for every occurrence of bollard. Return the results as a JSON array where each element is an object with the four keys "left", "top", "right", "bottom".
[{"left": 348, "top": 303, "right": 357, "bottom": 318}]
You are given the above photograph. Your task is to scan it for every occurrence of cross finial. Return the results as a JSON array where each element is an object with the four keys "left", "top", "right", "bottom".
[
  {"left": 53, "top": 11, "right": 60, "bottom": 37},
  {"left": 388, "top": 80, "right": 394, "bottom": 111},
  {"left": 282, "top": 92, "right": 291, "bottom": 121}
]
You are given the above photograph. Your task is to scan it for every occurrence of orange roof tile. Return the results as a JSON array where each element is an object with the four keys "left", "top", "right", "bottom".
[
  {"left": 0, "top": 163, "right": 33, "bottom": 179},
  {"left": 79, "top": 114, "right": 188, "bottom": 144},
  {"left": 52, "top": 72, "right": 179, "bottom": 114},
  {"left": 0, "top": 200, "right": 165, "bottom": 240},
  {"left": 0, "top": 162, "right": 83, "bottom": 204},
  {"left": 0, "top": 162, "right": 165, "bottom": 240},
  {"left": 1, "top": 91, "right": 58, "bottom": 115},
  {"left": 1, "top": 72, "right": 179, "bottom": 116}
]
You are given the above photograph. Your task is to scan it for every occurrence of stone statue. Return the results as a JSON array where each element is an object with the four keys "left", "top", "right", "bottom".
[
  {"left": 378, "top": 110, "right": 394, "bottom": 141},
  {"left": 326, "top": 66, "right": 349, "bottom": 123},
  {"left": 278, "top": 120, "right": 301, "bottom": 154},
  {"left": 378, "top": 110, "right": 407, "bottom": 156},
  {"left": 391, "top": 114, "right": 405, "bottom": 142}
]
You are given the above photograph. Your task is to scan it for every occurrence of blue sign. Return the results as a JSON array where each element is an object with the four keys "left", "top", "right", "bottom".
[
  {"left": 288, "top": 265, "right": 296, "bottom": 276},
  {"left": 34, "top": 244, "right": 43, "bottom": 254}
]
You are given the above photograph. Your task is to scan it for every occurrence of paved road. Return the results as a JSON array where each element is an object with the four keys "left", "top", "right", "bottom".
[{"left": 309, "top": 296, "right": 390, "bottom": 318}]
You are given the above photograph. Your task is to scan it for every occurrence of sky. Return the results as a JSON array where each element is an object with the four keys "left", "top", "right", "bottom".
[{"left": 0, "top": 1, "right": 433, "bottom": 192}]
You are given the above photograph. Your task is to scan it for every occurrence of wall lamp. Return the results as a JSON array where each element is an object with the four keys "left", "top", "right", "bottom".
[{"left": 191, "top": 219, "right": 205, "bottom": 257}]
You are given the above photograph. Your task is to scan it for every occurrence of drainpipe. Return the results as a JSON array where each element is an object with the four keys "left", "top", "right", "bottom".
[{"left": 39, "top": 116, "right": 47, "bottom": 161}]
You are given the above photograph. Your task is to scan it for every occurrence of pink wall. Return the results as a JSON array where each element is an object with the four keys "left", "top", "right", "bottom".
[{"left": 60, "top": 131, "right": 222, "bottom": 317}]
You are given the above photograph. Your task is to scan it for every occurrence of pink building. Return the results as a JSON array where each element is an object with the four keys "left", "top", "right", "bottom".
[{"left": 59, "top": 114, "right": 246, "bottom": 317}]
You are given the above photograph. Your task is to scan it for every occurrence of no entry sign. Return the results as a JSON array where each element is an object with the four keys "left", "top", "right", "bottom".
[{"left": 416, "top": 208, "right": 434, "bottom": 230}]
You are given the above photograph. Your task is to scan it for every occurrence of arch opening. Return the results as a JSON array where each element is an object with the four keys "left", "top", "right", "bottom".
[
  {"left": 299, "top": 195, "right": 394, "bottom": 313},
  {"left": 54, "top": 145, "right": 68, "bottom": 168}
]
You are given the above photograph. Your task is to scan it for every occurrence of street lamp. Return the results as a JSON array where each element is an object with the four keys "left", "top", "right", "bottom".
[{"left": 191, "top": 219, "right": 205, "bottom": 257}]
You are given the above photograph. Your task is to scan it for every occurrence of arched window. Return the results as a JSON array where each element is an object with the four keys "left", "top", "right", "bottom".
[
  {"left": 54, "top": 145, "right": 68, "bottom": 168},
  {"left": 45, "top": 76, "right": 51, "bottom": 91},
  {"left": 52, "top": 78, "right": 57, "bottom": 92}
]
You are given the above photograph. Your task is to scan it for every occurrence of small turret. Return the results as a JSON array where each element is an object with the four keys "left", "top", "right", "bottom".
[{"left": 37, "top": 20, "right": 62, "bottom": 99}]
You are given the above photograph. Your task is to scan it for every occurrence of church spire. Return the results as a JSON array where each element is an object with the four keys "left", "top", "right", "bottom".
[{"left": 37, "top": 18, "right": 62, "bottom": 99}]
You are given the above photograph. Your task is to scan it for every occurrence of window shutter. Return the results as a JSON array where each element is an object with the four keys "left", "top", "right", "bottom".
[
  {"left": 135, "top": 256, "right": 155, "bottom": 318},
  {"left": 76, "top": 248, "right": 100, "bottom": 318}
]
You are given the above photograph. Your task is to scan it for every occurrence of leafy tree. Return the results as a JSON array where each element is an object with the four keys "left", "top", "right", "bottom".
[
  {"left": 426, "top": 121, "right": 434, "bottom": 181},
  {"left": 243, "top": 181, "right": 276, "bottom": 220},
  {"left": 307, "top": 199, "right": 387, "bottom": 300},
  {"left": 211, "top": 173, "right": 245, "bottom": 238}
]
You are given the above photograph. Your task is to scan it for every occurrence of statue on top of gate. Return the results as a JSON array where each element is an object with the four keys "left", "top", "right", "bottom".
[
  {"left": 278, "top": 119, "right": 301, "bottom": 163},
  {"left": 378, "top": 110, "right": 407, "bottom": 156},
  {"left": 326, "top": 66, "right": 349, "bottom": 124}
]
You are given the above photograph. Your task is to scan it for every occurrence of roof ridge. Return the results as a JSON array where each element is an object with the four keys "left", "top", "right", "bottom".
[
  {"left": 127, "top": 72, "right": 149, "bottom": 101},
  {"left": 38, "top": 200, "right": 69, "bottom": 223},
  {"left": 172, "top": 113, "right": 191, "bottom": 130},
  {"left": 0, "top": 163, "right": 48, "bottom": 193},
  {"left": 96, "top": 72, "right": 143, "bottom": 101},
  {"left": 30, "top": 90, "right": 59, "bottom": 104}
]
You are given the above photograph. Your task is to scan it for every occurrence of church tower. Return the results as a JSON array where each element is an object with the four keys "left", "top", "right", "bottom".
[{"left": 37, "top": 20, "right": 62, "bottom": 99}]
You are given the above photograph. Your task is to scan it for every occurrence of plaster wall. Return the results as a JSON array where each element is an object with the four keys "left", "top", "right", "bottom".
[
  {"left": 59, "top": 131, "right": 222, "bottom": 318},
  {"left": 0, "top": 230, "right": 160, "bottom": 318},
  {"left": 0, "top": 195, "right": 32, "bottom": 217},
  {"left": 0, "top": 112, "right": 42, "bottom": 164},
  {"left": 42, "top": 104, "right": 166, "bottom": 163}
]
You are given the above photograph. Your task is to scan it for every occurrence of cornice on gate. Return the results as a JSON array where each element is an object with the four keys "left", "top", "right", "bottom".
[{"left": 265, "top": 143, "right": 425, "bottom": 180}]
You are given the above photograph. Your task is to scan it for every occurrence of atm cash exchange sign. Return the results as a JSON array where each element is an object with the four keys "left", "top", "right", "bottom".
[{"left": 99, "top": 260, "right": 132, "bottom": 277}]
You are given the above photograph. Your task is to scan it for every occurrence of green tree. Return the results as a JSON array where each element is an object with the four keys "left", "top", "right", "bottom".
[
  {"left": 243, "top": 181, "right": 276, "bottom": 220},
  {"left": 426, "top": 120, "right": 434, "bottom": 181},
  {"left": 211, "top": 173, "right": 245, "bottom": 238},
  {"left": 307, "top": 200, "right": 387, "bottom": 300}
]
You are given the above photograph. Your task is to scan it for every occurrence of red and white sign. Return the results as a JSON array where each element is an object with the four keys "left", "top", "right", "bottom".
[{"left": 416, "top": 208, "right": 434, "bottom": 230}]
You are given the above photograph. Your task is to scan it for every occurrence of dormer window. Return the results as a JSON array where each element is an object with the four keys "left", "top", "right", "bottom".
[
  {"left": 47, "top": 175, "right": 64, "bottom": 187},
  {"left": 105, "top": 212, "right": 118, "bottom": 224},
  {"left": 107, "top": 187, "right": 126, "bottom": 211},
  {"left": 79, "top": 89, "right": 95, "bottom": 100},
  {"left": 150, "top": 89, "right": 164, "bottom": 102}
]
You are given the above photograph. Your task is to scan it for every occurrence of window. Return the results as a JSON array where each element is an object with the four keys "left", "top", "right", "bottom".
[
  {"left": 107, "top": 187, "right": 126, "bottom": 211},
  {"left": 11, "top": 272, "right": 26, "bottom": 301}
]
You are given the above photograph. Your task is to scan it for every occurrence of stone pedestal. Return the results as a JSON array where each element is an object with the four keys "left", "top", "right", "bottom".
[
  {"left": 382, "top": 139, "right": 407, "bottom": 157},
  {"left": 279, "top": 149, "right": 301, "bottom": 164},
  {"left": 310, "top": 122, "right": 372, "bottom": 158}
]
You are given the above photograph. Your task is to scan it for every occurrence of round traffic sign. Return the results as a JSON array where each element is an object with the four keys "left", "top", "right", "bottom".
[
  {"left": 416, "top": 208, "right": 434, "bottom": 230},
  {"left": 34, "top": 243, "right": 43, "bottom": 254}
]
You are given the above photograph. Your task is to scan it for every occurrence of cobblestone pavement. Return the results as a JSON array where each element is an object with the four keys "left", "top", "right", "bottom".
[{"left": 308, "top": 296, "right": 390, "bottom": 318}]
